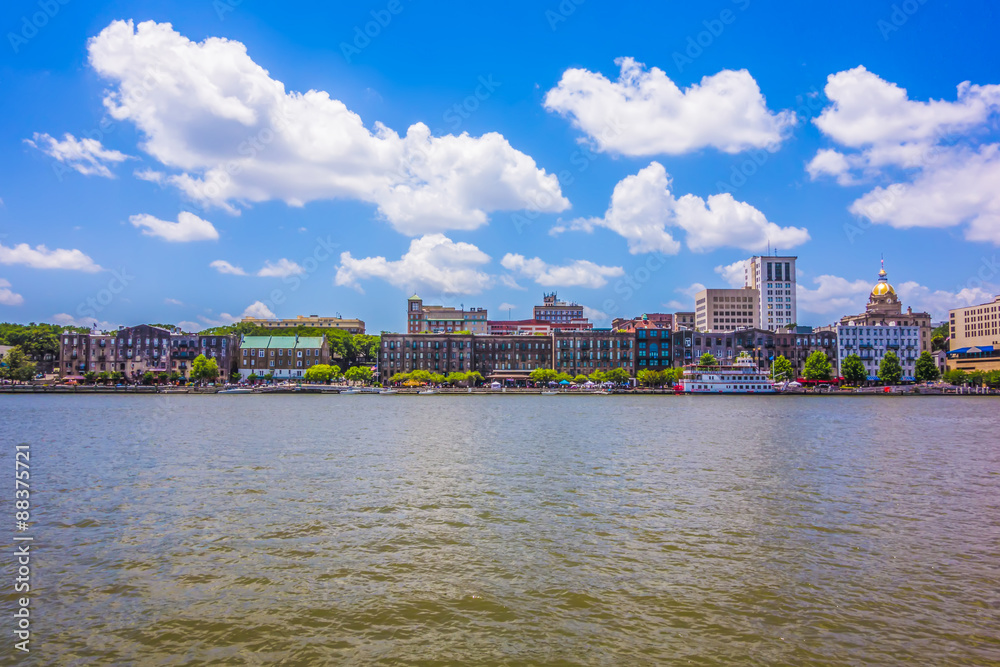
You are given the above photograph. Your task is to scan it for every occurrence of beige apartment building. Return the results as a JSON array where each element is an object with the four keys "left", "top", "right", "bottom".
[
  {"left": 241, "top": 315, "right": 365, "bottom": 334},
  {"left": 695, "top": 288, "right": 760, "bottom": 332},
  {"left": 406, "top": 295, "right": 488, "bottom": 334},
  {"left": 948, "top": 294, "right": 1000, "bottom": 372}
]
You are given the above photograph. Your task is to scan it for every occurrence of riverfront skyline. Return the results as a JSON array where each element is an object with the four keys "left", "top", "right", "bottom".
[{"left": 1, "top": 1, "right": 999, "bottom": 333}]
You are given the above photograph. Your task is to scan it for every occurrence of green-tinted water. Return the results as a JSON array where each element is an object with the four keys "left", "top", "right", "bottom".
[{"left": 4, "top": 394, "right": 999, "bottom": 664}]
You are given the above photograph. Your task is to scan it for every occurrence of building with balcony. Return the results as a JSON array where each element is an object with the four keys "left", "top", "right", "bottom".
[
  {"left": 946, "top": 294, "right": 1000, "bottom": 372},
  {"left": 170, "top": 331, "right": 238, "bottom": 380},
  {"left": 829, "top": 261, "right": 931, "bottom": 376},
  {"left": 240, "top": 315, "right": 365, "bottom": 334},
  {"left": 552, "top": 330, "right": 633, "bottom": 377},
  {"left": 406, "top": 295, "right": 488, "bottom": 334},
  {"left": 237, "top": 335, "right": 330, "bottom": 380},
  {"left": 487, "top": 318, "right": 593, "bottom": 335}
]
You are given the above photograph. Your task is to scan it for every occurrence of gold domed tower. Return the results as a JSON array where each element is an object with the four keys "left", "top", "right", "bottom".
[{"left": 868, "top": 260, "right": 899, "bottom": 309}]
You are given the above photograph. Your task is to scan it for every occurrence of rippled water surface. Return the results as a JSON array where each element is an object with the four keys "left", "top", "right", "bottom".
[{"left": 3, "top": 394, "right": 1000, "bottom": 665}]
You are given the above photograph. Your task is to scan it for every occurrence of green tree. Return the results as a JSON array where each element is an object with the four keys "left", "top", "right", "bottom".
[
  {"left": 841, "top": 354, "right": 867, "bottom": 385},
  {"left": 573, "top": 374, "right": 588, "bottom": 383},
  {"left": 699, "top": 352, "right": 717, "bottom": 367},
  {"left": 191, "top": 354, "right": 220, "bottom": 383},
  {"left": 663, "top": 368, "right": 683, "bottom": 386},
  {"left": 771, "top": 355, "right": 795, "bottom": 382},
  {"left": 0, "top": 346, "right": 35, "bottom": 383},
  {"left": 555, "top": 372, "right": 573, "bottom": 384},
  {"left": 914, "top": 351, "right": 940, "bottom": 383},
  {"left": 968, "top": 370, "right": 987, "bottom": 387},
  {"left": 389, "top": 372, "right": 410, "bottom": 385},
  {"left": 465, "top": 371, "right": 484, "bottom": 387},
  {"left": 637, "top": 369, "right": 662, "bottom": 387},
  {"left": 606, "top": 368, "right": 630, "bottom": 385},
  {"left": 167, "top": 371, "right": 182, "bottom": 383},
  {"left": 803, "top": 350, "right": 832, "bottom": 381},
  {"left": 878, "top": 351, "right": 903, "bottom": 385},
  {"left": 429, "top": 372, "right": 446, "bottom": 385},
  {"left": 110, "top": 371, "right": 124, "bottom": 384},
  {"left": 529, "top": 368, "right": 558, "bottom": 385},
  {"left": 97, "top": 371, "right": 110, "bottom": 384},
  {"left": 304, "top": 364, "right": 335, "bottom": 383},
  {"left": 83, "top": 371, "right": 97, "bottom": 384},
  {"left": 345, "top": 366, "right": 374, "bottom": 385},
  {"left": 141, "top": 371, "right": 155, "bottom": 385},
  {"left": 588, "top": 369, "right": 608, "bottom": 384},
  {"left": 247, "top": 373, "right": 259, "bottom": 383},
  {"left": 445, "top": 371, "right": 468, "bottom": 386},
  {"left": 230, "top": 370, "right": 242, "bottom": 382},
  {"left": 943, "top": 369, "right": 967, "bottom": 386}
]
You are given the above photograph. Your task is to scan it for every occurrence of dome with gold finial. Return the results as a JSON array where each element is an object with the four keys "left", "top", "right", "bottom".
[{"left": 871, "top": 262, "right": 895, "bottom": 298}]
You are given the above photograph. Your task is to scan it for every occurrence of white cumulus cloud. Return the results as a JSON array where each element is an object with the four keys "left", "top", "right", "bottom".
[
  {"left": 0, "top": 241, "right": 103, "bottom": 272},
  {"left": 242, "top": 301, "right": 276, "bottom": 319},
  {"left": 500, "top": 254, "right": 624, "bottom": 288},
  {"left": 555, "top": 162, "right": 808, "bottom": 254},
  {"left": 809, "top": 66, "right": 1000, "bottom": 244},
  {"left": 544, "top": 58, "right": 795, "bottom": 156},
  {"left": 129, "top": 211, "right": 219, "bottom": 242},
  {"left": 0, "top": 279, "right": 24, "bottom": 306},
  {"left": 209, "top": 260, "right": 246, "bottom": 275},
  {"left": 87, "top": 20, "right": 568, "bottom": 235},
  {"left": 336, "top": 234, "right": 493, "bottom": 295},
  {"left": 24, "top": 132, "right": 130, "bottom": 178},
  {"left": 52, "top": 313, "right": 118, "bottom": 330},
  {"left": 256, "top": 259, "right": 304, "bottom": 278},
  {"left": 714, "top": 260, "right": 747, "bottom": 288}
]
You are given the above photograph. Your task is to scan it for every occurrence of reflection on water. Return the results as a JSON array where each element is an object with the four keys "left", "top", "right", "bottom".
[{"left": 4, "top": 394, "right": 1000, "bottom": 664}]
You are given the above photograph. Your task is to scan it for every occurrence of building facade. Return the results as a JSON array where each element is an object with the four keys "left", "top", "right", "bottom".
[
  {"left": 241, "top": 315, "right": 365, "bottom": 334},
  {"left": 237, "top": 335, "right": 330, "bottom": 380},
  {"left": 534, "top": 292, "right": 585, "bottom": 324},
  {"left": 170, "top": 332, "right": 238, "bottom": 380},
  {"left": 406, "top": 295, "right": 488, "bottom": 334},
  {"left": 553, "top": 330, "right": 634, "bottom": 377},
  {"left": 378, "top": 330, "right": 633, "bottom": 384},
  {"left": 60, "top": 324, "right": 175, "bottom": 380},
  {"left": 673, "top": 312, "right": 696, "bottom": 331},
  {"left": 834, "top": 323, "right": 919, "bottom": 380},
  {"left": 947, "top": 294, "right": 1000, "bottom": 372},
  {"left": 835, "top": 262, "right": 932, "bottom": 358},
  {"left": 745, "top": 255, "right": 798, "bottom": 330},
  {"left": 488, "top": 318, "right": 593, "bottom": 335},
  {"left": 694, "top": 287, "right": 760, "bottom": 332}
]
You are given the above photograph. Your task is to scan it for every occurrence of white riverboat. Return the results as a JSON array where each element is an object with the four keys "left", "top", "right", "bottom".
[{"left": 675, "top": 352, "right": 776, "bottom": 394}]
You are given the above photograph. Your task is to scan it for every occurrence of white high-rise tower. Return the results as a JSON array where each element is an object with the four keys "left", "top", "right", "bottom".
[{"left": 745, "top": 255, "right": 797, "bottom": 331}]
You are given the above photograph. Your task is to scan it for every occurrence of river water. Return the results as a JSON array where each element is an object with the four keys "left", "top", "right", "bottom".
[{"left": 3, "top": 394, "right": 999, "bottom": 665}]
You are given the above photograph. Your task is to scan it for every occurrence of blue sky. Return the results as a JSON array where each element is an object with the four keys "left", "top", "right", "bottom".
[{"left": 1, "top": 0, "right": 999, "bottom": 333}]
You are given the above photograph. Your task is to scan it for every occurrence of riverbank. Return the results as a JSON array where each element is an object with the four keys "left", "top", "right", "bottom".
[{"left": 1, "top": 384, "right": 995, "bottom": 396}]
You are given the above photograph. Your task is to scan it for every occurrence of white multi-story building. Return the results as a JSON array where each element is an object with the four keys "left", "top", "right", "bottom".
[
  {"left": 836, "top": 323, "right": 920, "bottom": 380},
  {"left": 744, "top": 256, "right": 797, "bottom": 331}
]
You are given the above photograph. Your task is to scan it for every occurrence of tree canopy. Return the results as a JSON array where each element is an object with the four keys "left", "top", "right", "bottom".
[
  {"left": 771, "top": 355, "right": 794, "bottom": 382},
  {"left": 699, "top": 352, "right": 717, "bottom": 367},
  {"left": 914, "top": 351, "right": 940, "bottom": 383},
  {"left": 802, "top": 351, "right": 832, "bottom": 381},
  {"left": 878, "top": 350, "right": 903, "bottom": 385},
  {"left": 0, "top": 346, "right": 37, "bottom": 383},
  {"left": 191, "top": 354, "right": 220, "bottom": 382},
  {"left": 840, "top": 354, "right": 867, "bottom": 385}
]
